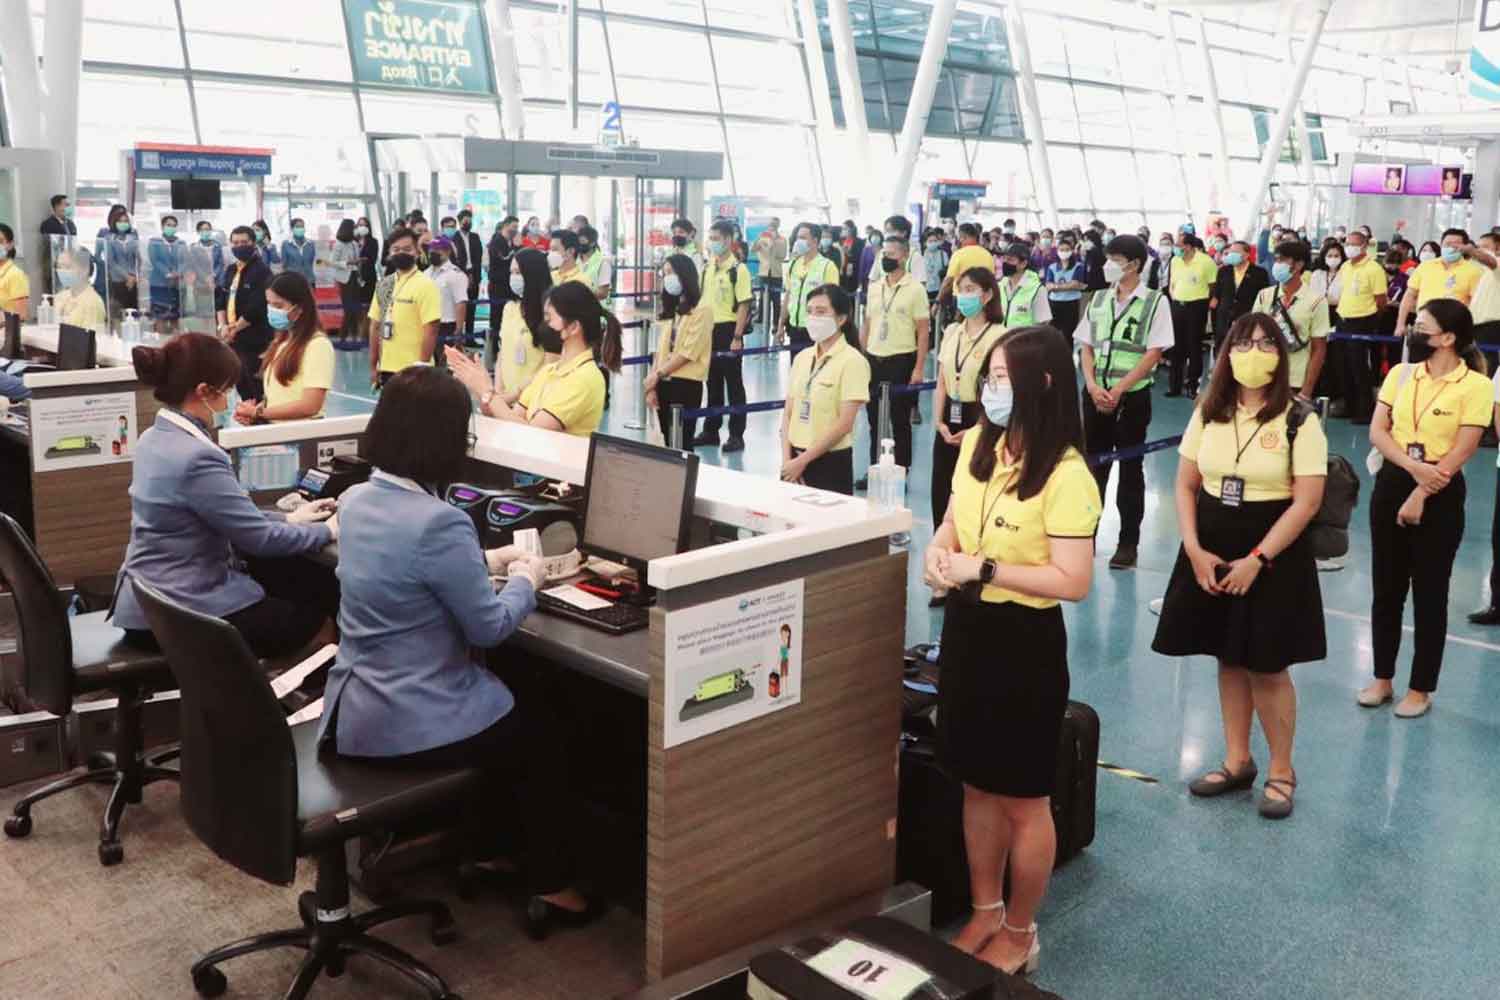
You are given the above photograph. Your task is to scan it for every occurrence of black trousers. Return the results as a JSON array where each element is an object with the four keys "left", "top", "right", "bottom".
[
  {"left": 930, "top": 403, "right": 980, "bottom": 525},
  {"left": 1370, "top": 463, "right": 1466, "bottom": 693},
  {"left": 763, "top": 277, "right": 783, "bottom": 332},
  {"left": 792, "top": 446, "right": 854, "bottom": 495},
  {"left": 1168, "top": 299, "right": 1210, "bottom": 394},
  {"left": 350, "top": 705, "right": 572, "bottom": 895},
  {"left": 655, "top": 377, "right": 702, "bottom": 448},
  {"left": 866, "top": 351, "right": 917, "bottom": 468},
  {"left": 1337, "top": 313, "right": 1383, "bottom": 423},
  {"left": 337, "top": 280, "right": 362, "bottom": 340},
  {"left": 465, "top": 282, "right": 480, "bottom": 341},
  {"left": 1083, "top": 389, "right": 1151, "bottom": 547},
  {"left": 700, "top": 322, "right": 746, "bottom": 439},
  {"left": 1049, "top": 299, "right": 1080, "bottom": 339}
]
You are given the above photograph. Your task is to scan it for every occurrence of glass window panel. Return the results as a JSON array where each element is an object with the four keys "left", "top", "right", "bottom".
[
  {"left": 78, "top": 0, "right": 184, "bottom": 68},
  {"left": 711, "top": 36, "right": 811, "bottom": 121},
  {"left": 602, "top": 0, "right": 703, "bottom": 24},
  {"left": 1136, "top": 153, "right": 1187, "bottom": 209},
  {"left": 193, "top": 82, "right": 368, "bottom": 190},
  {"left": 1047, "top": 146, "right": 1093, "bottom": 210},
  {"left": 913, "top": 138, "right": 970, "bottom": 189},
  {"left": 985, "top": 77, "right": 1025, "bottom": 140},
  {"left": 1211, "top": 49, "right": 1249, "bottom": 104},
  {"left": 1129, "top": 92, "right": 1178, "bottom": 150},
  {"left": 948, "top": 69, "right": 993, "bottom": 136},
  {"left": 1221, "top": 105, "right": 1258, "bottom": 157},
  {"left": 180, "top": 0, "right": 351, "bottom": 81},
  {"left": 1085, "top": 148, "right": 1140, "bottom": 210},
  {"left": 1024, "top": 14, "right": 1070, "bottom": 79},
  {"left": 1065, "top": 24, "right": 1120, "bottom": 85},
  {"left": 1037, "top": 80, "right": 1079, "bottom": 143},
  {"left": 610, "top": 23, "right": 719, "bottom": 113},
  {"left": 970, "top": 142, "right": 1032, "bottom": 209},
  {"left": 77, "top": 72, "right": 197, "bottom": 185},
  {"left": 1073, "top": 85, "right": 1130, "bottom": 146},
  {"left": 724, "top": 124, "right": 818, "bottom": 202},
  {"left": 1116, "top": 29, "right": 1161, "bottom": 90},
  {"left": 704, "top": 0, "right": 795, "bottom": 36}
]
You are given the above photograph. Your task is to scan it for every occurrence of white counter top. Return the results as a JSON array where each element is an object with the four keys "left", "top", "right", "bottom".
[
  {"left": 22, "top": 324, "right": 135, "bottom": 366},
  {"left": 219, "top": 412, "right": 911, "bottom": 590}
]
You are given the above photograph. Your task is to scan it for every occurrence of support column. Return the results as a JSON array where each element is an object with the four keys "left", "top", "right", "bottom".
[
  {"left": 826, "top": 0, "right": 873, "bottom": 214},
  {"left": 887, "top": 0, "right": 956, "bottom": 214},
  {"left": 42, "top": 0, "right": 83, "bottom": 193},
  {"left": 488, "top": 0, "right": 527, "bottom": 139},
  {"left": 794, "top": 0, "right": 838, "bottom": 206},
  {"left": 1005, "top": 4, "right": 1058, "bottom": 226},
  {"left": 0, "top": 2, "right": 45, "bottom": 148},
  {"left": 565, "top": 0, "right": 579, "bottom": 131},
  {"left": 1191, "top": 13, "right": 1234, "bottom": 222},
  {"left": 1241, "top": 0, "right": 1332, "bottom": 244},
  {"left": 1473, "top": 140, "right": 1500, "bottom": 234},
  {"left": 1159, "top": 7, "right": 1200, "bottom": 223}
]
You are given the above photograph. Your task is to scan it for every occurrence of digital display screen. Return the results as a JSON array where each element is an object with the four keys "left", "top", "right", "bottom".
[
  {"left": 449, "top": 487, "right": 482, "bottom": 503},
  {"left": 495, "top": 502, "right": 524, "bottom": 516},
  {"left": 1404, "top": 165, "right": 1465, "bottom": 197},
  {"left": 1349, "top": 163, "right": 1407, "bottom": 195},
  {"left": 299, "top": 468, "right": 330, "bottom": 494}
]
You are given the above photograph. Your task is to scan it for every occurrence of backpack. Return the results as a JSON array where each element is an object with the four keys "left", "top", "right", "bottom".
[{"left": 1286, "top": 399, "right": 1361, "bottom": 559}]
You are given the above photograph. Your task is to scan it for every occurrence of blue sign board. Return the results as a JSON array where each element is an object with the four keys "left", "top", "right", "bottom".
[
  {"left": 931, "top": 181, "right": 989, "bottom": 200},
  {"left": 343, "top": 0, "right": 494, "bottom": 95},
  {"left": 135, "top": 148, "right": 272, "bottom": 178}
]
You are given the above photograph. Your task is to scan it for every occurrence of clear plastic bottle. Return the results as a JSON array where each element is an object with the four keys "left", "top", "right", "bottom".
[
  {"left": 37, "top": 295, "right": 56, "bottom": 326},
  {"left": 868, "top": 438, "right": 910, "bottom": 548},
  {"left": 120, "top": 309, "right": 142, "bottom": 342}
]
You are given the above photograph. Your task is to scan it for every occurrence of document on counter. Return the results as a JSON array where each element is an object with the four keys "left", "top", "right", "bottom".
[
  {"left": 270, "top": 643, "right": 338, "bottom": 700},
  {"left": 541, "top": 584, "right": 613, "bottom": 611},
  {"left": 286, "top": 697, "right": 324, "bottom": 726}
]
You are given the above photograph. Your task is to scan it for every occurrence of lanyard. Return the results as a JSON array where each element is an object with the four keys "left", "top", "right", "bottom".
[
  {"left": 951, "top": 322, "right": 993, "bottom": 392},
  {"left": 1411, "top": 371, "right": 1454, "bottom": 437},
  {"left": 975, "top": 452, "right": 1018, "bottom": 550},
  {"left": 1229, "top": 411, "right": 1267, "bottom": 473},
  {"left": 804, "top": 349, "right": 835, "bottom": 398}
]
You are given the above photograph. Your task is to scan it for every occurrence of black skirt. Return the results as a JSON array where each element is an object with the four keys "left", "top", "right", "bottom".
[
  {"left": 1152, "top": 491, "right": 1326, "bottom": 673},
  {"left": 937, "top": 598, "right": 1069, "bottom": 798}
]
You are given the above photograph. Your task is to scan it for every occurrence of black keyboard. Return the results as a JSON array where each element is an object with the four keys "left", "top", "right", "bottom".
[{"left": 536, "top": 590, "right": 650, "bottom": 635}]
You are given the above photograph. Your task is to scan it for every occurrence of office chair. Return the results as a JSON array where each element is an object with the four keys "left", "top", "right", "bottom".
[
  {"left": 133, "top": 578, "right": 480, "bottom": 1000},
  {"left": 0, "top": 514, "right": 178, "bottom": 865}
]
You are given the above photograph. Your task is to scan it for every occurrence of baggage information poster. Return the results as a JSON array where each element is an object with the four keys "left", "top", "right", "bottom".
[
  {"left": 30, "top": 391, "right": 136, "bottom": 472},
  {"left": 663, "top": 579, "right": 804, "bottom": 748}
]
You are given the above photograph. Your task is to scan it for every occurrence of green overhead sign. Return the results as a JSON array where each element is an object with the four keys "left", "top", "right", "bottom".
[{"left": 344, "top": 0, "right": 494, "bottom": 95}]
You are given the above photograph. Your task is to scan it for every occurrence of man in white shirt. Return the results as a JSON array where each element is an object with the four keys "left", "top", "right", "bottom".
[{"left": 425, "top": 236, "right": 469, "bottom": 362}]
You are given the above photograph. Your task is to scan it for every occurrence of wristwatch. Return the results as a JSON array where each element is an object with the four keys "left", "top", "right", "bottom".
[
  {"left": 979, "top": 558, "right": 997, "bottom": 585},
  {"left": 1251, "top": 547, "right": 1272, "bottom": 568}
]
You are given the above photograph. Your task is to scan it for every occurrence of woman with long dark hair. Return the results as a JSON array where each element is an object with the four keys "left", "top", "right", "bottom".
[
  {"left": 233, "top": 272, "right": 335, "bottom": 423},
  {"left": 482, "top": 248, "right": 554, "bottom": 407},
  {"left": 1359, "top": 298, "right": 1492, "bottom": 718},
  {"left": 447, "top": 280, "right": 621, "bottom": 436},
  {"left": 931, "top": 267, "right": 1007, "bottom": 527},
  {"left": 354, "top": 216, "right": 379, "bottom": 313},
  {"left": 645, "top": 254, "right": 713, "bottom": 446},
  {"left": 97, "top": 204, "right": 139, "bottom": 322},
  {"left": 252, "top": 219, "right": 280, "bottom": 269},
  {"left": 1153, "top": 313, "right": 1328, "bottom": 819},
  {"left": 778, "top": 283, "right": 870, "bottom": 494},
  {"left": 922, "top": 325, "right": 1100, "bottom": 976},
  {"left": 330, "top": 219, "right": 361, "bottom": 342}
]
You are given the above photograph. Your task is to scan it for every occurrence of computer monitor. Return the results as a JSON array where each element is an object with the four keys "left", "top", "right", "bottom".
[
  {"left": 57, "top": 324, "right": 96, "bottom": 371},
  {"left": 580, "top": 433, "right": 699, "bottom": 579},
  {"left": 2, "top": 313, "right": 18, "bottom": 359}
]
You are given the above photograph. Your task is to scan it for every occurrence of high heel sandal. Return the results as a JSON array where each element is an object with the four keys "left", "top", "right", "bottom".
[
  {"left": 985, "top": 919, "right": 1040, "bottom": 976},
  {"left": 953, "top": 898, "right": 1005, "bottom": 954}
]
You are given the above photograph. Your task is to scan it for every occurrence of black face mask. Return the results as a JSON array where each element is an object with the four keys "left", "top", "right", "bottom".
[
  {"left": 1405, "top": 333, "right": 1437, "bottom": 363},
  {"left": 880, "top": 256, "right": 899, "bottom": 273},
  {"left": 671, "top": 235, "right": 688, "bottom": 248},
  {"left": 580, "top": 243, "right": 594, "bottom": 254},
  {"left": 1001, "top": 262, "right": 1019, "bottom": 277},
  {"left": 387, "top": 252, "right": 416, "bottom": 272},
  {"left": 536, "top": 324, "right": 564, "bottom": 355},
  {"left": 460, "top": 220, "right": 471, "bottom": 231}
]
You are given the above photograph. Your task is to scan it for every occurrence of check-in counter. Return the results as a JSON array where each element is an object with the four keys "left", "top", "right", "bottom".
[
  {"left": 218, "top": 413, "right": 912, "bottom": 982},
  {"left": 0, "top": 326, "right": 156, "bottom": 585}
]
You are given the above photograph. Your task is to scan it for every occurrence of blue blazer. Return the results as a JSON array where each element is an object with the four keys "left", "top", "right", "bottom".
[
  {"left": 319, "top": 473, "right": 536, "bottom": 757},
  {"left": 281, "top": 238, "right": 317, "bottom": 284},
  {"left": 112, "top": 411, "right": 332, "bottom": 631}
]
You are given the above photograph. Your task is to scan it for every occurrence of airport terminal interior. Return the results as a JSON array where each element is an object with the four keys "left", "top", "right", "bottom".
[{"left": 2, "top": 1, "right": 1500, "bottom": 998}]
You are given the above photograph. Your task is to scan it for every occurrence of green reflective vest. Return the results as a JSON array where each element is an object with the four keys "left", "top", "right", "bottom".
[
  {"left": 1088, "top": 284, "right": 1163, "bottom": 393},
  {"left": 1000, "top": 271, "right": 1043, "bottom": 327},
  {"left": 580, "top": 250, "right": 606, "bottom": 290}
]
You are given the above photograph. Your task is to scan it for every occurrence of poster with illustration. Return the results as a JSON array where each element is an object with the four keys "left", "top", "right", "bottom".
[
  {"left": 30, "top": 391, "right": 136, "bottom": 472},
  {"left": 663, "top": 579, "right": 805, "bottom": 748}
]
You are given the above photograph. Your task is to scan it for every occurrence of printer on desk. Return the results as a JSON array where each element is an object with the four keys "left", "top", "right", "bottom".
[{"left": 444, "top": 483, "right": 581, "bottom": 555}]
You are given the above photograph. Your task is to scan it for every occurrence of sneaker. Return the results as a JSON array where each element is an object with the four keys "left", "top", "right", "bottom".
[
  {"left": 721, "top": 436, "right": 745, "bottom": 454},
  {"left": 1315, "top": 557, "right": 1345, "bottom": 572},
  {"left": 1108, "top": 545, "right": 1137, "bottom": 569},
  {"left": 1467, "top": 606, "right": 1500, "bottom": 626}
]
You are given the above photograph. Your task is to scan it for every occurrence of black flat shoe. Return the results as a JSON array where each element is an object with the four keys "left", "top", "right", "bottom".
[
  {"left": 1469, "top": 606, "right": 1500, "bottom": 626},
  {"left": 524, "top": 895, "right": 608, "bottom": 941}
]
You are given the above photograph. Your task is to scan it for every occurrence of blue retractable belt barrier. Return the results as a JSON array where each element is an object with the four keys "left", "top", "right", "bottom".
[
  {"left": 1328, "top": 330, "right": 1500, "bottom": 353},
  {"left": 680, "top": 400, "right": 788, "bottom": 420},
  {"left": 890, "top": 380, "right": 938, "bottom": 396},
  {"left": 621, "top": 354, "right": 653, "bottom": 367},
  {"left": 1086, "top": 435, "right": 1183, "bottom": 468}
]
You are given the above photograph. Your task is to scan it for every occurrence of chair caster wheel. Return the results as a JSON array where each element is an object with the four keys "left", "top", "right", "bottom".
[
  {"left": 98, "top": 841, "right": 124, "bottom": 866},
  {"left": 431, "top": 920, "right": 459, "bottom": 946},
  {"left": 192, "top": 966, "right": 228, "bottom": 998},
  {"left": 4, "top": 814, "right": 32, "bottom": 838}
]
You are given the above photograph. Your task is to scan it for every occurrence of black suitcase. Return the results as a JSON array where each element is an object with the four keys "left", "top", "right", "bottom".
[{"left": 896, "top": 700, "right": 1099, "bottom": 926}]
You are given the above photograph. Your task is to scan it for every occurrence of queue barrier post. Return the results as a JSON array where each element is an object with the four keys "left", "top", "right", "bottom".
[
  {"left": 624, "top": 318, "right": 650, "bottom": 431},
  {"left": 670, "top": 403, "right": 685, "bottom": 451}
]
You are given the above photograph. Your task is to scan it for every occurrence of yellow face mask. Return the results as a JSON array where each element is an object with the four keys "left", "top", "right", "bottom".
[{"left": 1229, "top": 349, "right": 1279, "bottom": 389}]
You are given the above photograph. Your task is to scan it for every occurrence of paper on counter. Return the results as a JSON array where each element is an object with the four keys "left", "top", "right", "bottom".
[
  {"left": 286, "top": 697, "right": 324, "bottom": 726},
  {"left": 270, "top": 643, "right": 338, "bottom": 700},
  {"left": 541, "top": 584, "right": 613, "bottom": 611}
]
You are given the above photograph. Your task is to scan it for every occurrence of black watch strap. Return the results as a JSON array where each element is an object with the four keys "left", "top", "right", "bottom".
[{"left": 980, "top": 559, "right": 997, "bottom": 585}]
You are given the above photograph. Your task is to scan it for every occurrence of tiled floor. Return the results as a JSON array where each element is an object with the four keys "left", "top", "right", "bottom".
[{"left": 6, "top": 330, "right": 1500, "bottom": 998}]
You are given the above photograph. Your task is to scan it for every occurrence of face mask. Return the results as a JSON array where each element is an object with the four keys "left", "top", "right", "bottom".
[
  {"left": 547, "top": 250, "right": 565, "bottom": 270},
  {"left": 1272, "top": 262, "right": 1293, "bottom": 284},
  {"left": 1057, "top": 249, "right": 1072, "bottom": 262},
  {"left": 206, "top": 390, "right": 232, "bottom": 430},
  {"left": 981, "top": 382, "right": 1013, "bottom": 427},
  {"left": 115, "top": 220, "right": 131, "bottom": 234},
  {"left": 1441, "top": 246, "right": 1462, "bottom": 264},
  {"left": 429, "top": 254, "right": 446, "bottom": 268},
  {"left": 1003, "top": 226, "right": 1015, "bottom": 235},
  {"left": 819, "top": 237, "right": 832, "bottom": 249},
  {"left": 1182, "top": 223, "right": 1196, "bottom": 235},
  {"left": 671, "top": 234, "right": 688, "bottom": 248},
  {"left": 956, "top": 292, "right": 983, "bottom": 318},
  {"left": 57, "top": 270, "right": 80, "bottom": 288},
  {"left": 254, "top": 229, "right": 266, "bottom": 242},
  {"left": 509, "top": 273, "right": 526, "bottom": 296},
  {"left": 231, "top": 245, "right": 255, "bottom": 262},
  {"left": 267, "top": 305, "right": 293, "bottom": 331},
  {"left": 707, "top": 240, "right": 725, "bottom": 258},
  {"left": 198, "top": 230, "right": 214, "bottom": 244},
  {"left": 355, "top": 226, "right": 369, "bottom": 238},
  {"left": 527, "top": 225, "right": 541, "bottom": 236},
  {"left": 1105, "top": 232, "right": 1117, "bottom": 242},
  {"left": 293, "top": 227, "right": 306, "bottom": 240},
  {"left": 881, "top": 256, "right": 900, "bottom": 273},
  {"left": 1159, "top": 243, "right": 1173, "bottom": 255},
  {"left": 162, "top": 226, "right": 177, "bottom": 239},
  {"left": 1229, "top": 349, "right": 1278, "bottom": 389},
  {"left": 1001, "top": 262, "right": 1018, "bottom": 277},
  {"left": 1335, "top": 230, "right": 1347, "bottom": 240},
  {"left": 442, "top": 226, "right": 457, "bottom": 239},
  {"left": 388, "top": 251, "right": 416, "bottom": 272},
  {"left": 1420, "top": 250, "right": 1437, "bottom": 262},
  {"left": 1103, "top": 259, "right": 1126, "bottom": 284},
  {"left": 1325, "top": 255, "right": 1342, "bottom": 268},
  {"left": 460, "top": 219, "right": 471, "bottom": 231},
  {"left": 926, "top": 241, "right": 938, "bottom": 250},
  {"left": 1406, "top": 332, "right": 1437, "bottom": 363},
  {"left": 663, "top": 273, "right": 683, "bottom": 297},
  {"left": 63, "top": 205, "right": 74, "bottom": 219},
  {"left": 536, "top": 324, "right": 564, "bottom": 354},
  {"left": 1172, "top": 247, "right": 1185, "bottom": 258},
  {"left": 579, "top": 242, "right": 594, "bottom": 255},
  {"left": 806, "top": 314, "right": 840, "bottom": 343},
  {"left": 792, "top": 239, "right": 809, "bottom": 256},
  {"left": 1224, "top": 251, "right": 1245, "bottom": 266},
  {"left": 1347, "top": 244, "right": 1365, "bottom": 259},
  {"left": 1040, "top": 238, "right": 1053, "bottom": 248}
]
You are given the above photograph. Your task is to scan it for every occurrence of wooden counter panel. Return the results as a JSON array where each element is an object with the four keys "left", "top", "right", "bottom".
[{"left": 645, "top": 550, "right": 907, "bottom": 980}]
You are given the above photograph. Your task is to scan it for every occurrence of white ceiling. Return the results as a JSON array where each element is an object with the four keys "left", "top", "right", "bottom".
[{"left": 1168, "top": 0, "right": 1473, "bottom": 65}]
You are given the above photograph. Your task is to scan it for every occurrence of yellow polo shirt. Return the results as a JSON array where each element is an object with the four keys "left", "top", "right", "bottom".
[
  {"left": 497, "top": 302, "right": 546, "bottom": 396},
  {"left": 1377, "top": 361, "right": 1493, "bottom": 460},
  {"left": 655, "top": 303, "right": 713, "bottom": 382},
  {"left": 263, "top": 334, "right": 335, "bottom": 417},
  {"left": 949, "top": 436, "right": 1100, "bottom": 609},
  {"left": 701, "top": 254, "right": 753, "bottom": 325},
  {"left": 946, "top": 244, "right": 994, "bottom": 282},
  {"left": 368, "top": 270, "right": 441, "bottom": 373},
  {"left": 0, "top": 260, "right": 29, "bottom": 315},
  {"left": 1336, "top": 255, "right": 1388, "bottom": 320},
  {"left": 1168, "top": 251, "right": 1217, "bottom": 303},
  {"left": 784, "top": 253, "right": 840, "bottom": 328},
  {"left": 1179, "top": 403, "right": 1327, "bottom": 502},
  {"left": 940, "top": 320, "right": 1006, "bottom": 402},
  {"left": 786, "top": 337, "right": 870, "bottom": 451},
  {"left": 519, "top": 349, "right": 606, "bottom": 437},
  {"left": 1467, "top": 268, "right": 1500, "bottom": 325},
  {"left": 551, "top": 266, "right": 591, "bottom": 289},
  {"left": 1407, "top": 257, "right": 1486, "bottom": 308},
  {"left": 1252, "top": 281, "right": 1331, "bottom": 390},
  {"left": 55, "top": 284, "right": 107, "bottom": 331},
  {"left": 865, "top": 272, "right": 927, "bottom": 357}
]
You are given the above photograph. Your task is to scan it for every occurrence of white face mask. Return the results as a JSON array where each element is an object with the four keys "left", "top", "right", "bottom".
[
  {"left": 806, "top": 314, "right": 840, "bottom": 344},
  {"left": 1103, "top": 259, "right": 1126, "bottom": 284},
  {"left": 547, "top": 250, "right": 564, "bottom": 270},
  {"left": 1419, "top": 250, "right": 1437, "bottom": 262}
]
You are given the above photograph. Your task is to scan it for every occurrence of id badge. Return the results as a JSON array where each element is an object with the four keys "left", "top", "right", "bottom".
[
  {"left": 381, "top": 318, "right": 394, "bottom": 342},
  {"left": 877, "top": 320, "right": 888, "bottom": 343},
  {"left": 1220, "top": 475, "right": 1245, "bottom": 507},
  {"left": 949, "top": 401, "right": 964, "bottom": 425},
  {"left": 798, "top": 399, "right": 812, "bottom": 422},
  {"left": 514, "top": 339, "right": 527, "bottom": 365},
  {"left": 1407, "top": 442, "right": 1426, "bottom": 462}
]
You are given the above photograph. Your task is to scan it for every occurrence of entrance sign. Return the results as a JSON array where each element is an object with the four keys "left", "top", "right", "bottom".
[
  {"left": 344, "top": 0, "right": 494, "bottom": 95},
  {"left": 1471, "top": 0, "right": 1500, "bottom": 101}
]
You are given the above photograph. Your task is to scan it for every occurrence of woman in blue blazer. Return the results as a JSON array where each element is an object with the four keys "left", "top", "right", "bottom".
[
  {"left": 320, "top": 366, "right": 598, "bottom": 938},
  {"left": 113, "top": 333, "right": 338, "bottom": 656}
]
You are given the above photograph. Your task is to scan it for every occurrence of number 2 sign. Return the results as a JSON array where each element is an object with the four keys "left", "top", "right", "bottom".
[{"left": 804, "top": 939, "right": 932, "bottom": 999}]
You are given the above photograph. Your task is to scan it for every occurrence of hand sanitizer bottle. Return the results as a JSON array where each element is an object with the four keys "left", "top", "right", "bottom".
[{"left": 37, "top": 295, "right": 56, "bottom": 326}]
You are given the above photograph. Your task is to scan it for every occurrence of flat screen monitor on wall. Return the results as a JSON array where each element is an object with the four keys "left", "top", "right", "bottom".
[
  {"left": 1349, "top": 163, "right": 1407, "bottom": 195},
  {"left": 1404, "top": 165, "right": 1465, "bottom": 197},
  {"left": 170, "top": 179, "right": 222, "bottom": 211}
]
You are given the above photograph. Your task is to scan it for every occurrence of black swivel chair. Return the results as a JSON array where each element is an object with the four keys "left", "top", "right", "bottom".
[
  {"left": 0, "top": 513, "right": 178, "bottom": 865},
  {"left": 133, "top": 577, "right": 482, "bottom": 1000}
]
